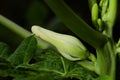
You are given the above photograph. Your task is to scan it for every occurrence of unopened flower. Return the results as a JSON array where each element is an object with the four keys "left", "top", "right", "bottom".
[{"left": 31, "top": 25, "right": 89, "bottom": 61}]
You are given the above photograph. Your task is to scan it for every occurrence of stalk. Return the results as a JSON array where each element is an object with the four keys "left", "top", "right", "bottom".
[
  {"left": 0, "top": 15, "right": 30, "bottom": 38},
  {"left": 101, "top": 0, "right": 117, "bottom": 79},
  {"left": 0, "top": 15, "right": 50, "bottom": 49},
  {"left": 96, "top": 39, "right": 116, "bottom": 80}
]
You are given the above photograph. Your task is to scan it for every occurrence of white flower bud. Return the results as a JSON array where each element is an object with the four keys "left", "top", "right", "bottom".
[{"left": 31, "top": 25, "right": 89, "bottom": 61}]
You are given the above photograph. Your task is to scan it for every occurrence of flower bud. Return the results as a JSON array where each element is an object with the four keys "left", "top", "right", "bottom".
[{"left": 31, "top": 25, "right": 89, "bottom": 61}]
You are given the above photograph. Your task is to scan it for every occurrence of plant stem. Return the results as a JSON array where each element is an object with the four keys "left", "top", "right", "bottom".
[
  {"left": 108, "top": 41, "right": 116, "bottom": 80},
  {"left": 0, "top": 15, "right": 30, "bottom": 38},
  {"left": 96, "top": 39, "right": 116, "bottom": 80},
  {"left": 61, "top": 57, "right": 67, "bottom": 75},
  {"left": 44, "top": 0, "right": 108, "bottom": 48},
  {"left": 0, "top": 15, "right": 50, "bottom": 49}
]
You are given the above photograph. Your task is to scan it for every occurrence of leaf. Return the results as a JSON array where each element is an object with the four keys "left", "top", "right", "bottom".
[
  {"left": 8, "top": 35, "right": 37, "bottom": 66},
  {"left": 0, "top": 57, "right": 12, "bottom": 68},
  {"left": 0, "top": 57, "right": 14, "bottom": 77},
  {"left": 28, "top": 49, "right": 97, "bottom": 80},
  {"left": 0, "top": 42, "right": 14, "bottom": 77},
  {"left": 0, "top": 42, "right": 10, "bottom": 59},
  {"left": 0, "top": 38, "right": 97, "bottom": 80},
  {"left": 66, "top": 64, "right": 97, "bottom": 80},
  {"left": 0, "top": 67, "right": 14, "bottom": 77},
  {"left": 0, "top": 49, "right": 97, "bottom": 80},
  {"left": 30, "top": 49, "right": 65, "bottom": 79}
]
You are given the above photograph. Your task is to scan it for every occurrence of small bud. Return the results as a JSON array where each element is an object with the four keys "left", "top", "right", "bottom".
[
  {"left": 97, "top": 18, "right": 103, "bottom": 31},
  {"left": 31, "top": 25, "right": 89, "bottom": 61},
  {"left": 92, "top": 3, "right": 98, "bottom": 27}
]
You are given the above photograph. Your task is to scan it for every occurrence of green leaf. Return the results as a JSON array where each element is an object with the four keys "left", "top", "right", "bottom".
[
  {"left": 8, "top": 35, "right": 37, "bottom": 66},
  {"left": 0, "top": 43, "right": 14, "bottom": 77},
  {"left": 0, "top": 42, "right": 10, "bottom": 58},
  {"left": 31, "top": 50, "right": 65, "bottom": 78},
  {"left": 0, "top": 57, "right": 14, "bottom": 77},
  {"left": 29, "top": 49, "right": 97, "bottom": 80},
  {"left": 0, "top": 49, "right": 97, "bottom": 80}
]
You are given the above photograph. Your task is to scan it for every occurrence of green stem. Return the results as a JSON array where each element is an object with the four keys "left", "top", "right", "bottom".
[
  {"left": 44, "top": 0, "right": 108, "bottom": 48},
  {"left": 0, "top": 15, "right": 50, "bottom": 49},
  {"left": 0, "top": 15, "right": 31, "bottom": 38},
  {"left": 96, "top": 48, "right": 108, "bottom": 75},
  {"left": 108, "top": 40, "right": 116, "bottom": 80},
  {"left": 61, "top": 57, "right": 67, "bottom": 75},
  {"left": 96, "top": 39, "right": 116, "bottom": 80}
]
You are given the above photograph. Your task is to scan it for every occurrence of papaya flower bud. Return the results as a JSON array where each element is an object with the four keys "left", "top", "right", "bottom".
[{"left": 31, "top": 25, "right": 89, "bottom": 61}]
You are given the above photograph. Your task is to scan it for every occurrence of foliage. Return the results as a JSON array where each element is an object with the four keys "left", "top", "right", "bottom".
[{"left": 0, "top": 35, "right": 97, "bottom": 80}]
